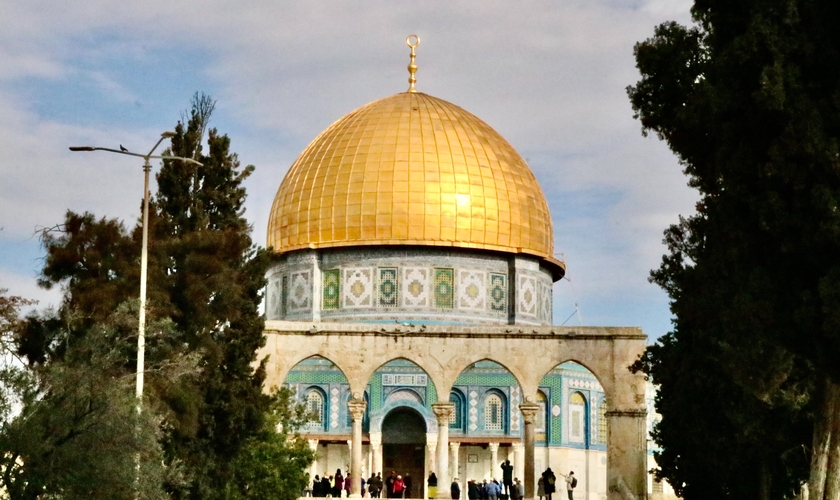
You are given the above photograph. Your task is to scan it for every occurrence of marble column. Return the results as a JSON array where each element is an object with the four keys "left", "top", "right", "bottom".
[
  {"left": 512, "top": 443, "right": 524, "bottom": 483},
  {"left": 348, "top": 398, "right": 367, "bottom": 498},
  {"left": 519, "top": 403, "right": 540, "bottom": 499},
  {"left": 309, "top": 439, "right": 320, "bottom": 483},
  {"left": 370, "top": 432, "right": 383, "bottom": 476},
  {"left": 432, "top": 403, "right": 455, "bottom": 500},
  {"left": 450, "top": 442, "right": 461, "bottom": 485},
  {"left": 488, "top": 443, "right": 499, "bottom": 479},
  {"left": 426, "top": 433, "right": 438, "bottom": 500}
]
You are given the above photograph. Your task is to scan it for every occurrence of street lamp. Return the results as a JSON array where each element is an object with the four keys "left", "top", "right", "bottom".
[{"left": 69, "top": 132, "right": 202, "bottom": 404}]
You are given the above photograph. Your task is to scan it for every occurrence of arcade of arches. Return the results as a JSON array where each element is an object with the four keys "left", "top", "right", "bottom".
[{"left": 261, "top": 321, "right": 647, "bottom": 500}]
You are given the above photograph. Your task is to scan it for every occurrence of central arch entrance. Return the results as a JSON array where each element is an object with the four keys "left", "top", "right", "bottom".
[{"left": 382, "top": 407, "right": 426, "bottom": 498}]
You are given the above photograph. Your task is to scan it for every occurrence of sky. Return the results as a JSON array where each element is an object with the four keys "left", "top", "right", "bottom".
[{"left": 0, "top": 0, "right": 697, "bottom": 341}]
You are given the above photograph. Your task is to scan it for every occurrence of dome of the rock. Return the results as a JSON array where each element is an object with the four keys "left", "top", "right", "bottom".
[{"left": 266, "top": 91, "right": 563, "bottom": 277}]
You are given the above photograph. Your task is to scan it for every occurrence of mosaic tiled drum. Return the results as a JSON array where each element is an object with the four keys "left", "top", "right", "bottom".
[{"left": 266, "top": 90, "right": 563, "bottom": 325}]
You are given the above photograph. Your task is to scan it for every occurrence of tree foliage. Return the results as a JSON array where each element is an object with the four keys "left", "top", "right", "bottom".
[
  {"left": 12, "top": 92, "right": 311, "bottom": 499},
  {"left": 628, "top": 1, "right": 840, "bottom": 498}
]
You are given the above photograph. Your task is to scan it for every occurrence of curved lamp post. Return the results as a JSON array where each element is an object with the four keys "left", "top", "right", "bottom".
[{"left": 70, "top": 132, "right": 202, "bottom": 404}]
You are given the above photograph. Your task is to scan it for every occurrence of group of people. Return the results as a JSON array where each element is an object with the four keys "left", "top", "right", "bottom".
[
  {"left": 311, "top": 464, "right": 577, "bottom": 500},
  {"left": 536, "top": 468, "right": 577, "bottom": 500},
  {"left": 311, "top": 470, "right": 415, "bottom": 498}
]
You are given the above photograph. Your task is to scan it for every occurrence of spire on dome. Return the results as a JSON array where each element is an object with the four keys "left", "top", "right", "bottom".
[{"left": 406, "top": 34, "right": 420, "bottom": 92}]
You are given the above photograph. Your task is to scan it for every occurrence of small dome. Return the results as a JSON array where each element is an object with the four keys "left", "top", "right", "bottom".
[{"left": 267, "top": 91, "right": 563, "bottom": 276}]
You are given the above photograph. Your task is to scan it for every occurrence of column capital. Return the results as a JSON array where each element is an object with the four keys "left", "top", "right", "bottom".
[
  {"left": 511, "top": 442, "right": 523, "bottom": 451},
  {"left": 488, "top": 442, "right": 499, "bottom": 452},
  {"left": 519, "top": 403, "right": 541, "bottom": 424},
  {"left": 449, "top": 441, "right": 461, "bottom": 451},
  {"left": 427, "top": 433, "right": 439, "bottom": 447},
  {"left": 431, "top": 403, "right": 456, "bottom": 424},
  {"left": 308, "top": 439, "right": 320, "bottom": 450},
  {"left": 369, "top": 432, "right": 382, "bottom": 447},
  {"left": 348, "top": 398, "right": 367, "bottom": 422}
]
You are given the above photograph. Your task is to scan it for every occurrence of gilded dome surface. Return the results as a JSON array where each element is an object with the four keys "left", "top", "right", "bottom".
[{"left": 267, "top": 91, "right": 562, "bottom": 273}]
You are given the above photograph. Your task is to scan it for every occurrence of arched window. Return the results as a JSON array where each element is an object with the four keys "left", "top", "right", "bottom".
[
  {"left": 449, "top": 390, "right": 465, "bottom": 430},
  {"left": 485, "top": 393, "right": 504, "bottom": 431},
  {"left": 306, "top": 389, "right": 325, "bottom": 428},
  {"left": 597, "top": 400, "right": 607, "bottom": 444},
  {"left": 569, "top": 392, "right": 586, "bottom": 443}
]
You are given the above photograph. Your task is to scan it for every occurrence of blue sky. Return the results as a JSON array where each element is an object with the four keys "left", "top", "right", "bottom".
[{"left": 0, "top": 0, "right": 696, "bottom": 341}]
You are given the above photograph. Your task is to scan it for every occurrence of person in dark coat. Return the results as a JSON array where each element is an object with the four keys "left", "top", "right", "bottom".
[
  {"left": 403, "top": 473, "right": 413, "bottom": 498},
  {"left": 500, "top": 461, "right": 513, "bottom": 497},
  {"left": 467, "top": 480, "right": 479, "bottom": 500},
  {"left": 386, "top": 471, "right": 398, "bottom": 498},
  {"left": 541, "top": 468, "right": 556, "bottom": 500},
  {"left": 451, "top": 478, "right": 461, "bottom": 499},
  {"left": 334, "top": 470, "right": 345, "bottom": 498},
  {"left": 321, "top": 475, "right": 331, "bottom": 497}
]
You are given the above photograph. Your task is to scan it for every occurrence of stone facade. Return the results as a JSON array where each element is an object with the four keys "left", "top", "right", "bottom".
[
  {"left": 265, "top": 247, "right": 554, "bottom": 325},
  {"left": 260, "top": 322, "right": 649, "bottom": 500}
]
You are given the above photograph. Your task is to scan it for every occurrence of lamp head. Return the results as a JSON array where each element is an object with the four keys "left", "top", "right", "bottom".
[
  {"left": 160, "top": 131, "right": 176, "bottom": 138},
  {"left": 69, "top": 146, "right": 95, "bottom": 151}
]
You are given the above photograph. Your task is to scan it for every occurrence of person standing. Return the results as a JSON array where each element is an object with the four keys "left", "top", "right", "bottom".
[
  {"left": 394, "top": 475, "right": 405, "bottom": 498},
  {"left": 500, "top": 461, "right": 513, "bottom": 498},
  {"left": 335, "top": 470, "right": 345, "bottom": 498},
  {"left": 514, "top": 478, "right": 524, "bottom": 500},
  {"left": 559, "top": 471, "right": 576, "bottom": 500},
  {"left": 508, "top": 479, "right": 518, "bottom": 500},
  {"left": 428, "top": 472, "right": 438, "bottom": 499},
  {"left": 467, "top": 480, "right": 478, "bottom": 500},
  {"left": 541, "top": 469, "right": 556, "bottom": 500},
  {"left": 451, "top": 478, "right": 461, "bottom": 500},
  {"left": 536, "top": 477, "right": 545, "bottom": 500},
  {"left": 404, "top": 472, "right": 413, "bottom": 498},
  {"left": 386, "top": 471, "right": 398, "bottom": 498}
]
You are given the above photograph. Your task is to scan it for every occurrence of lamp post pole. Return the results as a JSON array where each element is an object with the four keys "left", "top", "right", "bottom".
[{"left": 70, "top": 133, "right": 201, "bottom": 403}]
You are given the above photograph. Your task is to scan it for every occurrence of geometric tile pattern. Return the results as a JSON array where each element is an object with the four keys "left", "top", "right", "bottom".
[
  {"left": 539, "top": 281, "right": 552, "bottom": 322},
  {"left": 517, "top": 275, "right": 537, "bottom": 316},
  {"left": 289, "top": 270, "right": 312, "bottom": 311},
  {"left": 378, "top": 268, "right": 398, "bottom": 307},
  {"left": 330, "top": 386, "right": 340, "bottom": 429},
  {"left": 510, "top": 385, "right": 521, "bottom": 432},
  {"left": 281, "top": 275, "right": 288, "bottom": 317},
  {"left": 402, "top": 267, "right": 430, "bottom": 307},
  {"left": 458, "top": 270, "right": 486, "bottom": 310},
  {"left": 343, "top": 267, "right": 373, "bottom": 308},
  {"left": 433, "top": 268, "right": 454, "bottom": 308},
  {"left": 269, "top": 278, "right": 281, "bottom": 319},
  {"left": 469, "top": 390, "right": 479, "bottom": 431},
  {"left": 489, "top": 273, "right": 507, "bottom": 312},
  {"left": 323, "top": 269, "right": 340, "bottom": 309}
]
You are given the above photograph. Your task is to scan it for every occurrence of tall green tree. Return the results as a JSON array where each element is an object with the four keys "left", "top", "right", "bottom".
[
  {"left": 628, "top": 1, "right": 840, "bottom": 498},
  {"left": 22, "top": 93, "right": 311, "bottom": 499}
]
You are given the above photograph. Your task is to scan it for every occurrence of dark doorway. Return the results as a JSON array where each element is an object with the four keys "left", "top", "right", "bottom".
[{"left": 382, "top": 407, "right": 426, "bottom": 498}]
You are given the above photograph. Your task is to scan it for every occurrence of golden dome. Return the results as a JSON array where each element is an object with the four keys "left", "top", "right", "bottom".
[{"left": 267, "top": 91, "right": 563, "bottom": 275}]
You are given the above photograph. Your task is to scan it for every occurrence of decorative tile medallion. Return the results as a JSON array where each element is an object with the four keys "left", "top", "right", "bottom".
[
  {"left": 289, "top": 270, "right": 312, "bottom": 311},
  {"left": 489, "top": 273, "right": 507, "bottom": 312},
  {"left": 539, "top": 281, "right": 552, "bottom": 322},
  {"left": 343, "top": 267, "right": 373, "bottom": 308},
  {"left": 378, "top": 268, "right": 398, "bottom": 307},
  {"left": 517, "top": 275, "right": 537, "bottom": 316},
  {"left": 323, "top": 269, "right": 340, "bottom": 309},
  {"left": 433, "top": 268, "right": 454, "bottom": 308},
  {"left": 458, "top": 270, "right": 486, "bottom": 310},
  {"left": 402, "top": 267, "right": 430, "bottom": 307}
]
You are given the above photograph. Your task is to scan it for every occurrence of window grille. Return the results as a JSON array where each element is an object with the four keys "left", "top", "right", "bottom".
[
  {"left": 597, "top": 401, "right": 607, "bottom": 443},
  {"left": 485, "top": 394, "right": 503, "bottom": 431},
  {"left": 306, "top": 390, "right": 324, "bottom": 427}
]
